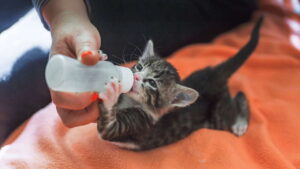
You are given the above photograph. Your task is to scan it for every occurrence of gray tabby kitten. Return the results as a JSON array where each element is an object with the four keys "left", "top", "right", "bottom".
[{"left": 97, "top": 17, "right": 263, "bottom": 151}]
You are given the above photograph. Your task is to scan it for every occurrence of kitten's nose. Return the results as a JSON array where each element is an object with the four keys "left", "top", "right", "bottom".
[{"left": 134, "top": 73, "right": 140, "bottom": 81}]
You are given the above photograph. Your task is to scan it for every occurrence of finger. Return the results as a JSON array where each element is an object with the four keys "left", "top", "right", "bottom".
[
  {"left": 79, "top": 49, "right": 100, "bottom": 66},
  {"left": 74, "top": 32, "right": 101, "bottom": 65},
  {"left": 50, "top": 39, "right": 77, "bottom": 58},
  {"left": 56, "top": 101, "right": 100, "bottom": 128},
  {"left": 51, "top": 90, "right": 94, "bottom": 110}
]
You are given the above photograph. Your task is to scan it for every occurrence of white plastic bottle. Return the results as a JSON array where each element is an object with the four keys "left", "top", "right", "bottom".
[{"left": 45, "top": 54, "right": 134, "bottom": 94}]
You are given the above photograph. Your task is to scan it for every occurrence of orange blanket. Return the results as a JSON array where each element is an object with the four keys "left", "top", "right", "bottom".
[{"left": 1, "top": 1, "right": 300, "bottom": 168}]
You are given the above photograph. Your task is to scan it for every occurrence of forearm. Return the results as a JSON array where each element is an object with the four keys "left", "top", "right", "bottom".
[{"left": 41, "top": 0, "right": 89, "bottom": 29}]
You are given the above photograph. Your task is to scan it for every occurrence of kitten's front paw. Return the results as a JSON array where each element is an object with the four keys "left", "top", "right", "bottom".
[
  {"left": 99, "top": 50, "right": 108, "bottom": 61},
  {"left": 231, "top": 117, "right": 248, "bottom": 136},
  {"left": 100, "top": 77, "right": 122, "bottom": 111}
]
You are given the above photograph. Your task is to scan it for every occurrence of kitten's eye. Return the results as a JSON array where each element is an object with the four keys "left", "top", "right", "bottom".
[
  {"left": 148, "top": 79, "right": 157, "bottom": 88},
  {"left": 136, "top": 64, "right": 143, "bottom": 71}
]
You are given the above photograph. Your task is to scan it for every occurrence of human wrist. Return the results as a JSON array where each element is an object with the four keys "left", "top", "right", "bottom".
[{"left": 42, "top": 0, "right": 89, "bottom": 29}]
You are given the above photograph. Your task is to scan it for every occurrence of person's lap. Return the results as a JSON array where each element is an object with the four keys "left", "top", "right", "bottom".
[{"left": 0, "top": 0, "right": 257, "bottom": 144}]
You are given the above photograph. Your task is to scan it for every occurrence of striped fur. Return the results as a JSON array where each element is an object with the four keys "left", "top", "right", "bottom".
[{"left": 97, "top": 16, "right": 263, "bottom": 151}]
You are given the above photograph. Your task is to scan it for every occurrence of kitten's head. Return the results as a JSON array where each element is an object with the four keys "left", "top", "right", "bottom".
[{"left": 127, "top": 40, "right": 199, "bottom": 119}]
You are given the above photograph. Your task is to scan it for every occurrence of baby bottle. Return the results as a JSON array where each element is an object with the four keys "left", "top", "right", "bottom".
[{"left": 45, "top": 54, "right": 134, "bottom": 94}]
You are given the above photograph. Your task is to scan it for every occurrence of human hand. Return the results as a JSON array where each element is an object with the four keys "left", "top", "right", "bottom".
[{"left": 43, "top": 0, "right": 104, "bottom": 127}]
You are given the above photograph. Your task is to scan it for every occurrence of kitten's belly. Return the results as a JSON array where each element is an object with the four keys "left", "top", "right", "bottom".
[{"left": 111, "top": 141, "right": 140, "bottom": 150}]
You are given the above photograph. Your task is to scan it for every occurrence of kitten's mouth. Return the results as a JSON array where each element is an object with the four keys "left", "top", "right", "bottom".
[
  {"left": 130, "top": 87, "right": 139, "bottom": 94},
  {"left": 129, "top": 80, "right": 139, "bottom": 94}
]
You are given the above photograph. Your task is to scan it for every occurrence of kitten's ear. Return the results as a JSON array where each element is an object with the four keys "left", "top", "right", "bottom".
[
  {"left": 171, "top": 84, "right": 199, "bottom": 108},
  {"left": 141, "top": 40, "right": 155, "bottom": 59}
]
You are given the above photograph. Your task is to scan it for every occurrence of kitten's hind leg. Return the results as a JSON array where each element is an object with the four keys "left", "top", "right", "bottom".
[{"left": 231, "top": 92, "right": 249, "bottom": 136}]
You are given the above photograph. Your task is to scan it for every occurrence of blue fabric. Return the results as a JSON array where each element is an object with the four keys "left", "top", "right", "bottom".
[
  {"left": 0, "top": 0, "right": 32, "bottom": 32},
  {"left": 0, "top": 48, "right": 51, "bottom": 144},
  {"left": 0, "top": 0, "right": 50, "bottom": 143},
  {"left": 31, "top": 0, "right": 92, "bottom": 30}
]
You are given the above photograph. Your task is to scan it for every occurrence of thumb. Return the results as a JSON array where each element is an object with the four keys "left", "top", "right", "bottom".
[{"left": 74, "top": 31, "right": 101, "bottom": 66}]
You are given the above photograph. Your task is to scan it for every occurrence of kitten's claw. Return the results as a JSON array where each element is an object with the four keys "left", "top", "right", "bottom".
[
  {"left": 98, "top": 50, "right": 108, "bottom": 61},
  {"left": 101, "top": 77, "right": 122, "bottom": 111},
  {"left": 231, "top": 117, "right": 248, "bottom": 136}
]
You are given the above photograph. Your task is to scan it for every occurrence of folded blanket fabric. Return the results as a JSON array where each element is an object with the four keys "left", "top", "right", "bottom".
[{"left": 1, "top": 1, "right": 300, "bottom": 168}]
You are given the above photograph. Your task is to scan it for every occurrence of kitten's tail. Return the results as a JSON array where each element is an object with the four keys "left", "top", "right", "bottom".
[{"left": 214, "top": 16, "right": 264, "bottom": 80}]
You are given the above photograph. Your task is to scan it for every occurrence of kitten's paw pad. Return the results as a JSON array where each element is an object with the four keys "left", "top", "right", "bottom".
[
  {"left": 231, "top": 118, "right": 248, "bottom": 136},
  {"left": 100, "top": 77, "right": 122, "bottom": 111}
]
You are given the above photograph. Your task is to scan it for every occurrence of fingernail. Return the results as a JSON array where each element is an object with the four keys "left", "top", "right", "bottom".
[
  {"left": 91, "top": 93, "right": 99, "bottom": 102},
  {"left": 81, "top": 51, "right": 92, "bottom": 58}
]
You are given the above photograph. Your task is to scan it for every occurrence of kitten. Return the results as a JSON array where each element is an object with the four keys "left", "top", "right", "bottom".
[{"left": 97, "top": 17, "right": 263, "bottom": 151}]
